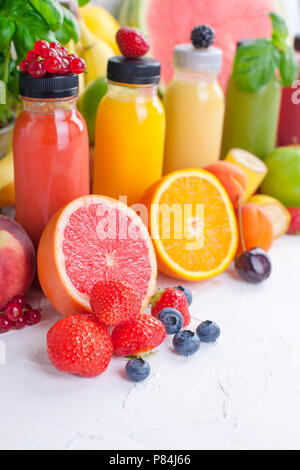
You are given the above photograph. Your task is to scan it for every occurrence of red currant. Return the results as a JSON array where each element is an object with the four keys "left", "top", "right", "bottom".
[
  {"left": 14, "top": 314, "right": 26, "bottom": 330},
  {"left": 25, "top": 309, "right": 41, "bottom": 326},
  {"left": 34, "top": 40, "right": 50, "bottom": 58},
  {"left": 22, "top": 303, "right": 32, "bottom": 311},
  {"left": 4, "top": 302, "right": 23, "bottom": 322},
  {"left": 50, "top": 41, "right": 60, "bottom": 49},
  {"left": 57, "top": 58, "right": 70, "bottom": 74},
  {"left": 0, "top": 316, "right": 12, "bottom": 334},
  {"left": 69, "top": 57, "right": 86, "bottom": 74},
  {"left": 44, "top": 55, "right": 62, "bottom": 74},
  {"left": 28, "top": 59, "right": 46, "bottom": 78},
  {"left": 58, "top": 46, "right": 68, "bottom": 57},
  {"left": 12, "top": 295, "right": 26, "bottom": 307},
  {"left": 42, "top": 48, "right": 59, "bottom": 59},
  {"left": 27, "top": 50, "right": 38, "bottom": 62},
  {"left": 19, "top": 60, "right": 29, "bottom": 72}
]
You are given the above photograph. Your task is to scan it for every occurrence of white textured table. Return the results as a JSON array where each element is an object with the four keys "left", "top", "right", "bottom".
[{"left": 1, "top": 235, "right": 299, "bottom": 450}]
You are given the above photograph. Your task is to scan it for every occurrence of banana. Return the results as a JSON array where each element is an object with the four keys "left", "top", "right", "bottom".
[
  {"left": 0, "top": 151, "right": 15, "bottom": 208},
  {"left": 79, "top": 19, "right": 114, "bottom": 84},
  {"left": 66, "top": 39, "right": 85, "bottom": 96}
]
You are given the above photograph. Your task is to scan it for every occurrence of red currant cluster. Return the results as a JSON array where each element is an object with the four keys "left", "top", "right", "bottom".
[
  {"left": 0, "top": 295, "right": 41, "bottom": 334},
  {"left": 19, "top": 40, "right": 86, "bottom": 78}
]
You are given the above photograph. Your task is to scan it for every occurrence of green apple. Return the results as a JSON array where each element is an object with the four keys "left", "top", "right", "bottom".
[
  {"left": 78, "top": 76, "right": 108, "bottom": 145},
  {"left": 260, "top": 146, "right": 300, "bottom": 207}
]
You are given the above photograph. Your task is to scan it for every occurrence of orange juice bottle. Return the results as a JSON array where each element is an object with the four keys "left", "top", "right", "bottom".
[
  {"left": 163, "top": 32, "right": 224, "bottom": 174},
  {"left": 93, "top": 57, "right": 165, "bottom": 206}
]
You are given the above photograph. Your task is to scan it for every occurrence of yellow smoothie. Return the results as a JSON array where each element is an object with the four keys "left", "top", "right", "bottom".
[
  {"left": 164, "top": 72, "right": 224, "bottom": 173},
  {"left": 163, "top": 44, "right": 224, "bottom": 174}
]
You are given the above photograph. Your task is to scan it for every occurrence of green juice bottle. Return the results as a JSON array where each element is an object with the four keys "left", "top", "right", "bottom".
[
  {"left": 221, "top": 41, "right": 281, "bottom": 160},
  {"left": 221, "top": 13, "right": 298, "bottom": 161}
]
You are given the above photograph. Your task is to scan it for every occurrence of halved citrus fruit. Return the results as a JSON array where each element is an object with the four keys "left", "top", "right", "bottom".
[
  {"left": 141, "top": 169, "right": 238, "bottom": 281},
  {"left": 37, "top": 195, "right": 157, "bottom": 316},
  {"left": 225, "top": 148, "right": 268, "bottom": 201}
]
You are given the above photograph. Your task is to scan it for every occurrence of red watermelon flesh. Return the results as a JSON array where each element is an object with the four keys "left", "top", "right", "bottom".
[{"left": 122, "top": 0, "right": 280, "bottom": 90}]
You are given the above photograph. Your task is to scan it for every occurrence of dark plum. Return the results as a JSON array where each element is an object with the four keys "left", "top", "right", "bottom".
[{"left": 235, "top": 247, "right": 271, "bottom": 284}]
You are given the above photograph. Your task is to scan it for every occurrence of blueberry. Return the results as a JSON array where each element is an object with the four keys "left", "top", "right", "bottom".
[
  {"left": 235, "top": 248, "right": 271, "bottom": 284},
  {"left": 175, "top": 285, "right": 193, "bottom": 306},
  {"left": 158, "top": 308, "right": 183, "bottom": 335},
  {"left": 125, "top": 358, "right": 150, "bottom": 382},
  {"left": 173, "top": 330, "right": 200, "bottom": 356},
  {"left": 196, "top": 321, "right": 220, "bottom": 343}
]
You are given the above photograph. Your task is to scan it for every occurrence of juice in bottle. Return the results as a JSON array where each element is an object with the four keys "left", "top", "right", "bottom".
[
  {"left": 163, "top": 28, "right": 224, "bottom": 173},
  {"left": 13, "top": 74, "right": 89, "bottom": 248},
  {"left": 93, "top": 57, "right": 165, "bottom": 206},
  {"left": 278, "top": 35, "right": 300, "bottom": 146},
  {"left": 221, "top": 40, "right": 281, "bottom": 160}
]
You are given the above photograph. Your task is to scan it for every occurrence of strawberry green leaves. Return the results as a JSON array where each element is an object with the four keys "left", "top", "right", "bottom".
[{"left": 233, "top": 12, "right": 298, "bottom": 92}]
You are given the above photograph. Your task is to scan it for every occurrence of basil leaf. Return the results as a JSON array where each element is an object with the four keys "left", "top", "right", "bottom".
[
  {"left": 269, "top": 12, "right": 288, "bottom": 49},
  {"left": 14, "top": 8, "right": 55, "bottom": 59},
  {"left": 279, "top": 46, "right": 299, "bottom": 87},
  {"left": 3, "top": 0, "right": 28, "bottom": 17},
  {"left": 0, "top": 81, "right": 6, "bottom": 105},
  {"left": 78, "top": 0, "right": 90, "bottom": 6},
  {"left": 29, "top": 0, "right": 63, "bottom": 32},
  {"left": 233, "top": 39, "right": 280, "bottom": 92},
  {"left": 55, "top": 6, "right": 80, "bottom": 44},
  {"left": 0, "top": 14, "right": 16, "bottom": 52}
]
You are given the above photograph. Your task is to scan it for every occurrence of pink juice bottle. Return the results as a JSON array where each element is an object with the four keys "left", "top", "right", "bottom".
[{"left": 278, "top": 35, "right": 300, "bottom": 146}]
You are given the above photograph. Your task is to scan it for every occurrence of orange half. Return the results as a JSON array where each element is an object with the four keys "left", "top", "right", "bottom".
[{"left": 141, "top": 169, "right": 238, "bottom": 281}]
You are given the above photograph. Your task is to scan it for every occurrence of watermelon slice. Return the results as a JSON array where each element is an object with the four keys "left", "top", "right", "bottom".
[{"left": 119, "top": 0, "right": 280, "bottom": 90}]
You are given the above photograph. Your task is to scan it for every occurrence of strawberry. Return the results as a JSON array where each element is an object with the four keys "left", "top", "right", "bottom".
[
  {"left": 112, "top": 313, "right": 166, "bottom": 356},
  {"left": 116, "top": 27, "right": 150, "bottom": 58},
  {"left": 151, "top": 288, "right": 191, "bottom": 327},
  {"left": 47, "top": 314, "right": 113, "bottom": 378},
  {"left": 90, "top": 280, "right": 142, "bottom": 326},
  {"left": 288, "top": 207, "right": 300, "bottom": 235}
]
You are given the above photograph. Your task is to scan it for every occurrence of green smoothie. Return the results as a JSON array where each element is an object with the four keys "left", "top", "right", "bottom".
[{"left": 221, "top": 76, "right": 281, "bottom": 160}]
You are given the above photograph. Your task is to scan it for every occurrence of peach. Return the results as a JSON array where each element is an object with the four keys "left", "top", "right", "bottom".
[
  {"left": 236, "top": 203, "right": 274, "bottom": 256},
  {"left": 205, "top": 161, "right": 247, "bottom": 209},
  {"left": 0, "top": 216, "right": 36, "bottom": 309}
]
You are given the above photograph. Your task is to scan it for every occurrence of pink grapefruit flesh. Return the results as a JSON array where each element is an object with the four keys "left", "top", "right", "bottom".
[{"left": 37, "top": 195, "right": 157, "bottom": 316}]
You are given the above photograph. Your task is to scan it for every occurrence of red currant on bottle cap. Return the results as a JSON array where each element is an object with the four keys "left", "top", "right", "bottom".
[
  {"left": 26, "top": 50, "right": 38, "bottom": 62},
  {"left": 28, "top": 59, "right": 46, "bottom": 78}
]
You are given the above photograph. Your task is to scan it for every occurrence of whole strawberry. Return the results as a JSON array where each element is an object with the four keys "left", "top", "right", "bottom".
[
  {"left": 151, "top": 288, "right": 191, "bottom": 327},
  {"left": 288, "top": 207, "right": 300, "bottom": 235},
  {"left": 90, "top": 280, "right": 142, "bottom": 326},
  {"left": 116, "top": 27, "right": 150, "bottom": 58},
  {"left": 47, "top": 314, "right": 113, "bottom": 378},
  {"left": 112, "top": 313, "right": 166, "bottom": 356}
]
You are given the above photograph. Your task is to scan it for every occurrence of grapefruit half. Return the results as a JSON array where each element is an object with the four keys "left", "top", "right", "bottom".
[{"left": 37, "top": 195, "right": 157, "bottom": 316}]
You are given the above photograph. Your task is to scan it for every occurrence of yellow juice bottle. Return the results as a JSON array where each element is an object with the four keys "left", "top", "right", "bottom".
[
  {"left": 163, "top": 41, "right": 224, "bottom": 174},
  {"left": 93, "top": 57, "right": 165, "bottom": 206}
]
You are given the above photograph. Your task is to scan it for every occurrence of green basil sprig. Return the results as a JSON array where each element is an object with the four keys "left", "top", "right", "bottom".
[
  {"left": 0, "top": 0, "right": 82, "bottom": 122},
  {"left": 233, "top": 12, "right": 298, "bottom": 92}
]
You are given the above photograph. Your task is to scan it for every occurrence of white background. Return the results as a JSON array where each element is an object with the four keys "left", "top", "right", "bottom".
[{"left": 91, "top": 0, "right": 300, "bottom": 35}]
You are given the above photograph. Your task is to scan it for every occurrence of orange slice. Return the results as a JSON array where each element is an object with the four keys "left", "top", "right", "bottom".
[
  {"left": 37, "top": 195, "right": 157, "bottom": 316},
  {"left": 141, "top": 169, "right": 238, "bottom": 281}
]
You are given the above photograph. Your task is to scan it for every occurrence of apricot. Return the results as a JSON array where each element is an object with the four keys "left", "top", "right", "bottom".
[
  {"left": 0, "top": 216, "right": 36, "bottom": 309},
  {"left": 236, "top": 203, "right": 274, "bottom": 256},
  {"left": 205, "top": 161, "right": 247, "bottom": 209}
]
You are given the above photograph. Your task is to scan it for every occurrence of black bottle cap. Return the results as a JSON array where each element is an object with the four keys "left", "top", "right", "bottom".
[
  {"left": 294, "top": 34, "right": 300, "bottom": 51},
  {"left": 107, "top": 56, "right": 161, "bottom": 85},
  {"left": 237, "top": 39, "right": 255, "bottom": 49},
  {"left": 19, "top": 73, "right": 79, "bottom": 99}
]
